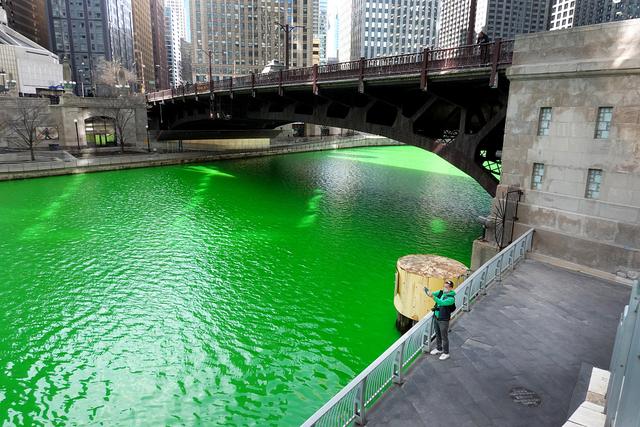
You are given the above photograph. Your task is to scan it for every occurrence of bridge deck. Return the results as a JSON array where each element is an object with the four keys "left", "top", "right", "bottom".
[{"left": 365, "top": 259, "right": 629, "bottom": 427}]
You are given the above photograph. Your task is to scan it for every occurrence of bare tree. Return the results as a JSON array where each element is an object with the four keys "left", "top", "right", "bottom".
[
  {"left": 95, "top": 58, "right": 136, "bottom": 96},
  {"left": 98, "top": 97, "right": 136, "bottom": 153},
  {"left": 5, "top": 101, "right": 54, "bottom": 161}
]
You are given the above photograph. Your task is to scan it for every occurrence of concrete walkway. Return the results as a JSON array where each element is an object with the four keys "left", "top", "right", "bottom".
[
  {"left": 0, "top": 136, "right": 403, "bottom": 180},
  {"left": 366, "top": 260, "right": 630, "bottom": 427}
]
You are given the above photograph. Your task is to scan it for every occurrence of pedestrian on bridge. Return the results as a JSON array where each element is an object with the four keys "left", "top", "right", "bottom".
[
  {"left": 477, "top": 29, "right": 491, "bottom": 63},
  {"left": 424, "top": 280, "right": 456, "bottom": 361}
]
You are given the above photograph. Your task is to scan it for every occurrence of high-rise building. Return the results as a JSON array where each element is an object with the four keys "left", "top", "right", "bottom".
[
  {"left": 549, "top": 0, "right": 640, "bottom": 32},
  {"left": 189, "top": 0, "right": 315, "bottom": 82},
  {"left": 180, "top": 38, "right": 192, "bottom": 82},
  {"left": 339, "top": 0, "right": 438, "bottom": 61},
  {"left": 549, "top": 0, "right": 576, "bottom": 30},
  {"left": 150, "top": 0, "right": 169, "bottom": 90},
  {"left": 437, "top": 0, "right": 551, "bottom": 48},
  {"left": 436, "top": 0, "right": 472, "bottom": 48},
  {"left": 164, "top": 0, "right": 185, "bottom": 86},
  {"left": 337, "top": 1, "right": 352, "bottom": 61},
  {"left": 552, "top": 0, "right": 640, "bottom": 30},
  {"left": 314, "top": 0, "right": 327, "bottom": 64},
  {"left": 132, "top": 0, "right": 154, "bottom": 93},
  {"left": 47, "top": 0, "right": 135, "bottom": 96},
  {"left": 0, "top": 0, "right": 50, "bottom": 49},
  {"left": 326, "top": 0, "right": 339, "bottom": 62}
]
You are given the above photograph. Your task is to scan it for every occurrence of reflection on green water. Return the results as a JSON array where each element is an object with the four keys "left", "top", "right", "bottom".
[{"left": 0, "top": 146, "right": 490, "bottom": 425}]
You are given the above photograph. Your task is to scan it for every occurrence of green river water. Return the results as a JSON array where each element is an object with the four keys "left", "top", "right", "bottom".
[{"left": 0, "top": 146, "right": 490, "bottom": 426}]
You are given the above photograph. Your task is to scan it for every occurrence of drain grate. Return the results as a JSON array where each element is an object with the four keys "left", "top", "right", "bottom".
[{"left": 509, "top": 387, "right": 542, "bottom": 407}]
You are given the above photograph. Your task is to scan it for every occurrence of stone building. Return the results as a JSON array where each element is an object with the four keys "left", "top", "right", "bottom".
[
  {"left": 132, "top": 0, "right": 155, "bottom": 93},
  {"left": 150, "top": 0, "right": 169, "bottom": 90},
  {"left": 499, "top": 19, "right": 640, "bottom": 277},
  {"left": 189, "top": 0, "right": 315, "bottom": 82},
  {"left": 0, "top": 95, "right": 147, "bottom": 150}
]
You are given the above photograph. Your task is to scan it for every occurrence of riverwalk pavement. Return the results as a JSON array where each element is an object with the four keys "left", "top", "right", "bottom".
[
  {"left": 0, "top": 136, "right": 403, "bottom": 180},
  {"left": 365, "top": 259, "right": 630, "bottom": 427}
]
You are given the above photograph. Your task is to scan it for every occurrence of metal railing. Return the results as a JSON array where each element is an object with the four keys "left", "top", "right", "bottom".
[
  {"left": 146, "top": 40, "right": 514, "bottom": 103},
  {"left": 605, "top": 278, "right": 639, "bottom": 427},
  {"left": 302, "top": 228, "right": 534, "bottom": 427}
]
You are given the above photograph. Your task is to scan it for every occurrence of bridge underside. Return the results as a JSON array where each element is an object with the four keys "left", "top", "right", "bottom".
[{"left": 148, "top": 71, "right": 509, "bottom": 195}]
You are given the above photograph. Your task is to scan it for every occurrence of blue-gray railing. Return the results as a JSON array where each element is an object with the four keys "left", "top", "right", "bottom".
[
  {"left": 606, "top": 278, "right": 640, "bottom": 427},
  {"left": 302, "top": 228, "right": 534, "bottom": 427}
]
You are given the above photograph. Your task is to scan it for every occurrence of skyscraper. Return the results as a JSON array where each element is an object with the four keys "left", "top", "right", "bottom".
[
  {"left": 164, "top": 0, "right": 185, "bottom": 86},
  {"left": 47, "top": 0, "right": 135, "bottom": 95},
  {"left": 549, "top": 0, "right": 576, "bottom": 30},
  {"left": 150, "top": 0, "right": 169, "bottom": 90},
  {"left": 437, "top": 0, "right": 550, "bottom": 48},
  {"left": 189, "top": 0, "right": 315, "bottom": 82},
  {"left": 1, "top": 0, "right": 50, "bottom": 49},
  {"left": 574, "top": 0, "right": 640, "bottom": 26},
  {"left": 314, "top": 0, "right": 327, "bottom": 64},
  {"left": 339, "top": 0, "right": 438, "bottom": 61},
  {"left": 337, "top": 1, "right": 352, "bottom": 61},
  {"left": 132, "top": 0, "right": 154, "bottom": 92}
]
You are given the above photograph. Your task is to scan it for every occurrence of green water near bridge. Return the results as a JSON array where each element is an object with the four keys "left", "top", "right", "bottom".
[{"left": 0, "top": 146, "right": 490, "bottom": 425}]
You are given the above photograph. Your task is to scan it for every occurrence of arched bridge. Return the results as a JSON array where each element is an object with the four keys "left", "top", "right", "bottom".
[{"left": 147, "top": 40, "right": 515, "bottom": 195}]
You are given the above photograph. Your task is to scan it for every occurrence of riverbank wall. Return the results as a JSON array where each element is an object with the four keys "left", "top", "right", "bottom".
[{"left": 0, "top": 136, "right": 403, "bottom": 181}]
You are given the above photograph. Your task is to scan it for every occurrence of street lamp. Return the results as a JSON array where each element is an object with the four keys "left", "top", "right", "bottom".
[
  {"left": 0, "top": 69, "right": 6, "bottom": 93},
  {"left": 145, "top": 124, "right": 150, "bottom": 152},
  {"left": 198, "top": 47, "right": 214, "bottom": 118},
  {"left": 77, "top": 68, "right": 85, "bottom": 97},
  {"left": 73, "top": 119, "right": 80, "bottom": 152},
  {"left": 274, "top": 22, "right": 304, "bottom": 70}
]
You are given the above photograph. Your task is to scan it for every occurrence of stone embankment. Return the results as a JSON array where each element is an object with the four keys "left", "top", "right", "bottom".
[{"left": 0, "top": 137, "right": 402, "bottom": 181}]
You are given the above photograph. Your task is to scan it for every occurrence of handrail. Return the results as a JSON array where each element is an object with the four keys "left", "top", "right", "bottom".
[
  {"left": 302, "top": 228, "right": 534, "bottom": 427},
  {"left": 605, "top": 278, "right": 639, "bottom": 426},
  {"left": 146, "top": 40, "right": 514, "bottom": 103}
]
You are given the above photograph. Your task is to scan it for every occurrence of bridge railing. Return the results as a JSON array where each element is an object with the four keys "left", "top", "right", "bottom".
[
  {"left": 301, "top": 228, "right": 534, "bottom": 427},
  {"left": 146, "top": 40, "right": 514, "bottom": 103},
  {"left": 605, "top": 278, "right": 640, "bottom": 427}
]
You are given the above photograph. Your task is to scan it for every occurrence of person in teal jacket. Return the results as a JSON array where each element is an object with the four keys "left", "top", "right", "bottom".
[{"left": 424, "top": 280, "right": 456, "bottom": 360}]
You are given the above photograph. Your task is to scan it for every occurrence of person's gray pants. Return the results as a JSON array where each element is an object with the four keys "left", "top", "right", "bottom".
[{"left": 434, "top": 319, "right": 450, "bottom": 354}]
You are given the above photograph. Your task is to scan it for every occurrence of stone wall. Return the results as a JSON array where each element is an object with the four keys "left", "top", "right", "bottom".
[
  {"left": 0, "top": 95, "right": 147, "bottom": 150},
  {"left": 500, "top": 19, "right": 640, "bottom": 277}
]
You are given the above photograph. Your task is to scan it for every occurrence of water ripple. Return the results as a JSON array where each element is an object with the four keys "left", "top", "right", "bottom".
[{"left": 0, "top": 146, "right": 490, "bottom": 425}]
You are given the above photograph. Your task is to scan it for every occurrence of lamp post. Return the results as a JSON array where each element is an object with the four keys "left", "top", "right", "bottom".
[
  {"left": 198, "top": 48, "right": 213, "bottom": 92},
  {"left": 274, "top": 22, "right": 304, "bottom": 70},
  {"left": 198, "top": 48, "right": 214, "bottom": 118},
  {"left": 0, "top": 69, "right": 6, "bottom": 94},
  {"left": 77, "top": 68, "right": 85, "bottom": 97},
  {"left": 145, "top": 124, "right": 150, "bottom": 152},
  {"left": 73, "top": 119, "right": 80, "bottom": 152}
]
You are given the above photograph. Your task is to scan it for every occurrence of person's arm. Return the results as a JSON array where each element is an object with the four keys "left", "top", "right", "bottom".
[{"left": 433, "top": 294, "right": 455, "bottom": 306}]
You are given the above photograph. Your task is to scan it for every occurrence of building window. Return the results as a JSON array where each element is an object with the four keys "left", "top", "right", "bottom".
[
  {"left": 595, "top": 106, "right": 613, "bottom": 139},
  {"left": 585, "top": 169, "right": 603, "bottom": 199},
  {"left": 537, "top": 107, "right": 552, "bottom": 136},
  {"left": 531, "top": 163, "right": 545, "bottom": 190}
]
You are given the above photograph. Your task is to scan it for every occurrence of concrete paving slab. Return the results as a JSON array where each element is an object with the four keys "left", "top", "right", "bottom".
[{"left": 365, "top": 260, "right": 630, "bottom": 427}]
